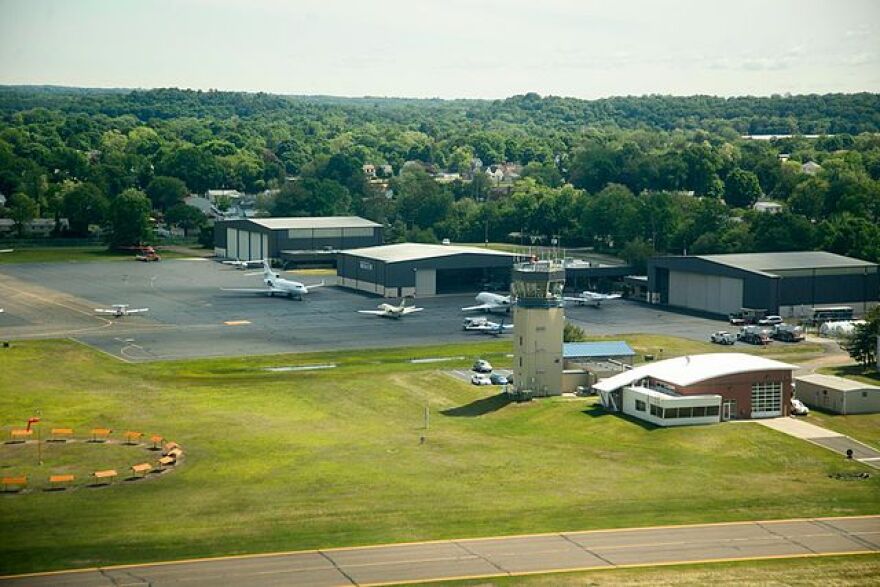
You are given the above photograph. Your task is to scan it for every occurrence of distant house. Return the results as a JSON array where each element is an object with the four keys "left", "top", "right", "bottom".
[
  {"left": 753, "top": 201, "right": 783, "bottom": 214},
  {"left": 434, "top": 172, "right": 461, "bottom": 184},
  {"left": 378, "top": 164, "right": 393, "bottom": 177},
  {"left": 362, "top": 164, "right": 376, "bottom": 178},
  {"left": 206, "top": 189, "right": 243, "bottom": 203},
  {"left": 801, "top": 161, "right": 822, "bottom": 175},
  {"left": 485, "top": 167, "right": 505, "bottom": 184},
  {"left": 0, "top": 218, "right": 68, "bottom": 236},
  {"left": 777, "top": 153, "right": 791, "bottom": 162},
  {"left": 0, "top": 193, "right": 6, "bottom": 206}
]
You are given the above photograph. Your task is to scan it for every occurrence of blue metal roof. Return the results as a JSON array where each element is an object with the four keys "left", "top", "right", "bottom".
[{"left": 563, "top": 341, "right": 635, "bottom": 358}]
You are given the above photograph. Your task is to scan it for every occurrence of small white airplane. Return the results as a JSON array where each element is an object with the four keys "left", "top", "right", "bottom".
[
  {"left": 463, "top": 316, "right": 513, "bottom": 336},
  {"left": 94, "top": 304, "right": 150, "bottom": 318},
  {"left": 0, "top": 249, "right": 12, "bottom": 253},
  {"left": 461, "top": 292, "right": 512, "bottom": 313},
  {"left": 221, "top": 258, "right": 264, "bottom": 270},
  {"left": 358, "top": 298, "right": 424, "bottom": 319},
  {"left": 563, "top": 291, "right": 622, "bottom": 307},
  {"left": 221, "top": 259, "right": 324, "bottom": 299}
]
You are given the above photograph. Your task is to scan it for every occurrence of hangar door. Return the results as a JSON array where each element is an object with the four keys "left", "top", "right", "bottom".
[
  {"left": 668, "top": 270, "right": 743, "bottom": 315},
  {"left": 226, "top": 228, "right": 239, "bottom": 259},
  {"left": 415, "top": 269, "right": 436, "bottom": 296}
]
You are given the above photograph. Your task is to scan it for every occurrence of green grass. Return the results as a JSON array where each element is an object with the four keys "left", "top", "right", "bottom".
[
  {"left": 0, "top": 339, "right": 877, "bottom": 575},
  {"left": 419, "top": 553, "right": 880, "bottom": 586},
  {"left": 821, "top": 364, "right": 880, "bottom": 386},
  {"left": 0, "top": 246, "right": 189, "bottom": 264}
]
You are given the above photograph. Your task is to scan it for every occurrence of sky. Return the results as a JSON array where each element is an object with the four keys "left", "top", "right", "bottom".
[{"left": 1, "top": 0, "right": 878, "bottom": 99}]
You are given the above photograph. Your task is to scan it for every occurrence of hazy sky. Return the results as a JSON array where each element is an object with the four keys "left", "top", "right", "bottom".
[{"left": 1, "top": 0, "right": 878, "bottom": 99}]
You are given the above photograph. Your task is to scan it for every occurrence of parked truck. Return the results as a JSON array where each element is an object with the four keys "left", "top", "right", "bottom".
[
  {"left": 773, "top": 323, "right": 805, "bottom": 342},
  {"left": 729, "top": 308, "right": 768, "bottom": 326},
  {"left": 738, "top": 325, "right": 772, "bottom": 345}
]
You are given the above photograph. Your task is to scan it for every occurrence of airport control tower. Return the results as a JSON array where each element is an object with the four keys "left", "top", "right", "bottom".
[{"left": 511, "top": 260, "right": 566, "bottom": 397}]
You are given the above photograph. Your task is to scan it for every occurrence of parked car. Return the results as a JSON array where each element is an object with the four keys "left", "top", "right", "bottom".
[
  {"left": 441, "top": 238, "right": 451, "bottom": 245},
  {"left": 489, "top": 372, "right": 508, "bottom": 385},
  {"left": 791, "top": 398, "right": 810, "bottom": 416},
  {"left": 773, "top": 324, "right": 805, "bottom": 342},
  {"left": 710, "top": 331, "right": 736, "bottom": 345},
  {"left": 471, "top": 374, "right": 492, "bottom": 386},
  {"left": 758, "top": 315, "right": 784, "bottom": 326},
  {"left": 472, "top": 359, "right": 493, "bottom": 373}
]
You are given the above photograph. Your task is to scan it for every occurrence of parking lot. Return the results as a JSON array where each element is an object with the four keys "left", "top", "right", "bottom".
[{"left": 0, "top": 258, "right": 730, "bottom": 362}]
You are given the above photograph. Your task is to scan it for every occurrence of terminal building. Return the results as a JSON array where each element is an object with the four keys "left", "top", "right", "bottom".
[
  {"left": 593, "top": 353, "right": 797, "bottom": 426},
  {"left": 214, "top": 216, "right": 383, "bottom": 262},
  {"left": 647, "top": 251, "right": 879, "bottom": 318},
  {"left": 337, "top": 243, "right": 523, "bottom": 297}
]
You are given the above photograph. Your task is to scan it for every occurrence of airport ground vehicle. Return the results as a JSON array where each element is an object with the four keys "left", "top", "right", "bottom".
[
  {"left": 738, "top": 325, "right": 772, "bottom": 345},
  {"left": 758, "top": 315, "right": 783, "bottom": 326},
  {"left": 489, "top": 373, "right": 508, "bottom": 385},
  {"left": 471, "top": 374, "right": 492, "bottom": 386},
  {"left": 472, "top": 359, "right": 493, "bottom": 373},
  {"left": 710, "top": 331, "right": 736, "bottom": 345},
  {"left": 791, "top": 398, "right": 810, "bottom": 415},
  {"left": 773, "top": 324, "right": 805, "bottom": 342},
  {"left": 729, "top": 308, "right": 767, "bottom": 325}
]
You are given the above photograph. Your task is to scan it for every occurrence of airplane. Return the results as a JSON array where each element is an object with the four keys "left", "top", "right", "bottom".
[
  {"left": 563, "top": 291, "right": 622, "bottom": 307},
  {"left": 221, "top": 258, "right": 264, "bottom": 270},
  {"left": 463, "top": 316, "right": 513, "bottom": 336},
  {"left": 0, "top": 249, "right": 12, "bottom": 253},
  {"left": 220, "top": 259, "right": 324, "bottom": 299},
  {"left": 94, "top": 304, "right": 150, "bottom": 318},
  {"left": 358, "top": 298, "right": 424, "bottom": 319},
  {"left": 461, "top": 292, "right": 513, "bottom": 313}
]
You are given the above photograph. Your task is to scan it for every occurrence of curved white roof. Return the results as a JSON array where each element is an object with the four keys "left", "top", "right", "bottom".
[{"left": 593, "top": 353, "right": 796, "bottom": 393}]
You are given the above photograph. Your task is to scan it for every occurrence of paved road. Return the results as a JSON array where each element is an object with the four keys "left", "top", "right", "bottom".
[
  {"left": 759, "top": 418, "right": 880, "bottom": 469},
  {"left": 0, "top": 259, "right": 729, "bottom": 362},
  {"left": 3, "top": 516, "right": 878, "bottom": 586}
]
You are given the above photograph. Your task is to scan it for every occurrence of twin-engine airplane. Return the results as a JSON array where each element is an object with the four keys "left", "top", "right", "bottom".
[
  {"left": 221, "top": 259, "right": 324, "bottom": 299},
  {"left": 94, "top": 304, "right": 149, "bottom": 318},
  {"left": 463, "top": 316, "right": 513, "bottom": 336},
  {"left": 563, "top": 291, "right": 622, "bottom": 307},
  {"left": 221, "top": 258, "right": 264, "bottom": 270},
  {"left": 461, "top": 292, "right": 512, "bottom": 313},
  {"left": 358, "top": 298, "right": 424, "bottom": 319}
]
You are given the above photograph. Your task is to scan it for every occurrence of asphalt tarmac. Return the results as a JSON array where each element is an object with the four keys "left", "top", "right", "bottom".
[
  {"left": 2, "top": 516, "right": 877, "bottom": 586},
  {"left": 0, "top": 259, "right": 728, "bottom": 362}
]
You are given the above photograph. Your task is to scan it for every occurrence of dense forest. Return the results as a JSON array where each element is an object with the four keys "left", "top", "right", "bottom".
[{"left": 1, "top": 86, "right": 879, "bottom": 264}]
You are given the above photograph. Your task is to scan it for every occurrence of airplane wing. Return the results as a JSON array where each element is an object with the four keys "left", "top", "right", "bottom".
[
  {"left": 562, "top": 296, "right": 585, "bottom": 303},
  {"left": 401, "top": 307, "right": 424, "bottom": 314},
  {"left": 127, "top": 308, "right": 149, "bottom": 314},
  {"left": 357, "top": 310, "right": 387, "bottom": 315},
  {"left": 600, "top": 293, "right": 622, "bottom": 300},
  {"left": 304, "top": 281, "right": 325, "bottom": 291},
  {"left": 461, "top": 303, "right": 499, "bottom": 312},
  {"left": 94, "top": 308, "right": 116, "bottom": 314},
  {"left": 220, "top": 287, "right": 270, "bottom": 294}
]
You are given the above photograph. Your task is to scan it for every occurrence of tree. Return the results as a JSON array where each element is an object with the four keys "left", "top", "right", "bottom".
[
  {"left": 157, "top": 147, "right": 222, "bottom": 194},
  {"left": 7, "top": 193, "right": 38, "bottom": 237},
  {"left": 842, "top": 307, "right": 880, "bottom": 368},
  {"left": 107, "top": 188, "right": 152, "bottom": 248},
  {"left": 146, "top": 176, "right": 189, "bottom": 212},
  {"left": 788, "top": 176, "right": 828, "bottom": 220},
  {"left": 165, "top": 203, "right": 207, "bottom": 237},
  {"left": 621, "top": 237, "right": 654, "bottom": 273},
  {"left": 271, "top": 178, "right": 351, "bottom": 217},
  {"left": 392, "top": 166, "right": 451, "bottom": 229},
  {"left": 563, "top": 322, "right": 587, "bottom": 343},
  {"left": 723, "top": 168, "right": 762, "bottom": 208},
  {"left": 61, "top": 182, "right": 108, "bottom": 236}
]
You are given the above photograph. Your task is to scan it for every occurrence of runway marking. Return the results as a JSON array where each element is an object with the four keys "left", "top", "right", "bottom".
[
  {"left": 409, "top": 356, "right": 465, "bottom": 364},
  {"left": 224, "top": 320, "right": 251, "bottom": 326},
  {"left": 264, "top": 364, "right": 336, "bottom": 372}
]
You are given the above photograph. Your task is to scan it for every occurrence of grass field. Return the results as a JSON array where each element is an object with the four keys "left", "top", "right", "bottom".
[
  {"left": 0, "top": 339, "right": 877, "bottom": 575},
  {"left": 423, "top": 553, "right": 880, "bottom": 586},
  {"left": 0, "top": 246, "right": 190, "bottom": 264},
  {"left": 822, "top": 364, "right": 880, "bottom": 386}
]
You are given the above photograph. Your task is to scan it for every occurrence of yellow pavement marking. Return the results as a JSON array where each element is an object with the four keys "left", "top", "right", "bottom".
[
  {"left": 1, "top": 516, "right": 877, "bottom": 581},
  {"left": 223, "top": 320, "right": 251, "bottom": 326}
]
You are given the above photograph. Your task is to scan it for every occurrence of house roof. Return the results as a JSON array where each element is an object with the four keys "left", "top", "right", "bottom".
[
  {"left": 342, "top": 242, "right": 522, "bottom": 263},
  {"left": 245, "top": 216, "right": 381, "bottom": 230},
  {"left": 694, "top": 251, "right": 876, "bottom": 276},
  {"left": 593, "top": 353, "right": 796, "bottom": 392},
  {"left": 795, "top": 373, "right": 880, "bottom": 392},
  {"left": 564, "top": 341, "right": 635, "bottom": 359}
]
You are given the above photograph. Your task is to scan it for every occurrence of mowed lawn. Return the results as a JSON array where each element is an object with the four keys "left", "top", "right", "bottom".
[
  {"left": 1, "top": 340, "right": 878, "bottom": 575},
  {"left": 0, "top": 246, "right": 190, "bottom": 264}
]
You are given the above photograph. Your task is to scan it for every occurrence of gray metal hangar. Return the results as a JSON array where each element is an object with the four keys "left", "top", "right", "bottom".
[
  {"left": 647, "top": 251, "right": 879, "bottom": 318},
  {"left": 214, "top": 216, "right": 382, "bottom": 261},
  {"left": 337, "top": 243, "right": 523, "bottom": 297},
  {"left": 795, "top": 374, "right": 880, "bottom": 414}
]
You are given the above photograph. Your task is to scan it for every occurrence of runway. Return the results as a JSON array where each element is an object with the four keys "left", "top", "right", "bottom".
[
  {"left": 0, "top": 259, "right": 729, "bottom": 362},
  {"left": 2, "top": 516, "right": 877, "bottom": 586}
]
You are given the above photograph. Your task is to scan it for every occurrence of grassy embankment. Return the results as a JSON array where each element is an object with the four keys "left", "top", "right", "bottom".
[
  {"left": 0, "top": 246, "right": 190, "bottom": 264},
  {"left": 0, "top": 337, "right": 875, "bottom": 575},
  {"left": 419, "top": 553, "right": 880, "bottom": 586}
]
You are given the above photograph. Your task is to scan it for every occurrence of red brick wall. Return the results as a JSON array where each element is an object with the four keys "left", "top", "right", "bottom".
[{"left": 649, "top": 370, "right": 792, "bottom": 419}]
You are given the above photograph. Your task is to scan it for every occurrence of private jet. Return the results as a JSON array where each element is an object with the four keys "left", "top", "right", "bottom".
[
  {"left": 221, "top": 259, "right": 324, "bottom": 299},
  {"left": 563, "top": 291, "right": 622, "bottom": 307},
  {"left": 221, "top": 258, "right": 264, "bottom": 270},
  {"left": 358, "top": 298, "right": 424, "bottom": 319},
  {"left": 95, "top": 304, "right": 150, "bottom": 318},
  {"left": 461, "top": 292, "right": 512, "bottom": 313},
  {"left": 463, "top": 317, "right": 513, "bottom": 336}
]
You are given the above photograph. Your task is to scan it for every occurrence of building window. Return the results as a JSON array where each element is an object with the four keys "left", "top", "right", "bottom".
[
  {"left": 863, "top": 391, "right": 868, "bottom": 398},
  {"left": 692, "top": 406, "right": 706, "bottom": 417},
  {"left": 751, "top": 381, "right": 783, "bottom": 416},
  {"left": 665, "top": 407, "right": 679, "bottom": 419},
  {"left": 707, "top": 405, "right": 720, "bottom": 416},
  {"left": 359, "top": 260, "right": 373, "bottom": 271},
  {"left": 635, "top": 400, "right": 646, "bottom": 412},
  {"left": 650, "top": 404, "right": 661, "bottom": 417}
]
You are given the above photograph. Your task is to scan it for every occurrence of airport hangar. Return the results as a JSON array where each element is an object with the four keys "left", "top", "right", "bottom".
[
  {"left": 647, "top": 251, "right": 879, "bottom": 318},
  {"left": 337, "top": 243, "right": 525, "bottom": 297},
  {"left": 213, "top": 216, "right": 383, "bottom": 262}
]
